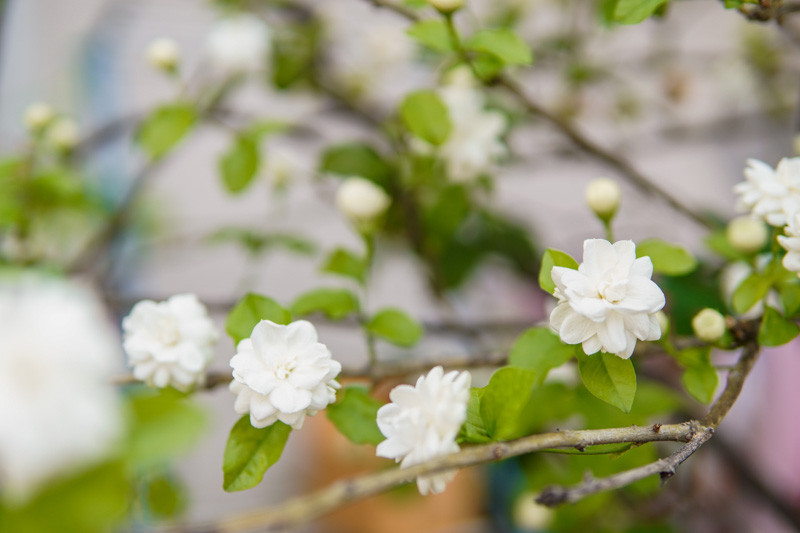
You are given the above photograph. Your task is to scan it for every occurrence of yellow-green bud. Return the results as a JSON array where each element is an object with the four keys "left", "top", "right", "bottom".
[
  {"left": 692, "top": 308, "right": 726, "bottom": 343},
  {"left": 24, "top": 102, "right": 54, "bottom": 132},
  {"left": 585, "top": 178, "right": 621, "bottom": 221},
  {"left": 726, "top": 216, "right": 767, "bottom": 254},
  {"left": 335, "top": 176, "right": 390, "bottom": 224},
  {"left": 655, "top": 311, "right": 669, "bottom": 337},
  {"left": 428, "top": 0, "right": 463, "bottom": 13},
  {"left": 146, "top": 38, "right": 180, "bottom": 72},
  {"left": 47, "top": 118, "right": 79, "bottom": 151}
]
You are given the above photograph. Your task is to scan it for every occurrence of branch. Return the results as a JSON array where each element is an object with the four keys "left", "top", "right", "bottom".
[{"left": 176, "top": 423, "right": 696, "bottom": 533}]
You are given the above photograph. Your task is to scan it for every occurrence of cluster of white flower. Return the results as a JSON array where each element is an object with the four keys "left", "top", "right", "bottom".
[
  {"left": 0, "top": 278, "right": 121, "bottom": 502},
  {"left": 230, "top": 320, "right": 342, "bottom": 430},
  {"left": 549, "top": 239, "right": 665, "bottom": 358},
  {"left": 205, "top": 14, "right": 271, "bottom": 73},
  {"left": 376, "top": 366, "right": 471, "bottom": 495}
]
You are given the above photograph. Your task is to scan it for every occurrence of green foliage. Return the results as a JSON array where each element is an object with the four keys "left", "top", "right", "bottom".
[
  {"left": 539, "top": 248, "right": 579, "bottom": 293},
  {"left": 613, "top": 0, "right": 668, "bottom": 24},
  {"left": 407, "top": 20, "right": 453, "bottom": 52},
  {"left": 636, "top": 239, "right": 697, "bottom": 276},
  {"left": 673, "top": 346, "right": 718, "bottom": 404},
  {"left": 220, "top": 135, "right": 259, "bottom": 193},
  {"left": 143, "top": 473, "right": 187, "bottom": 520},
  {"left": 223, "top": 417, "right": 292, "bottom": 492},
  {"left": 321, "top": 247, "right": 367, "bottom": 284},
  {"left": 759, "top": 305, "right": 800, "bottom": 346},
  {"left": 319, "top": 143, "right": 393, "bottom": 185},
  {"left": 465, "top": 28, "right": 533, "bottom": 66},
  {"left": 732, "top": 271, "right": 773, "bottom": 314},
  {"left": 272, "top": 18, "right": 320, "bottom": 89},
  {"left": 208, "top": 227, "right": 316, "bottom": 257},
  {"left": 509, "top": 327, "right": 578, "bottom": 380},
  {"left": 658, "top": 266, "right": 725, "bottom": 336},
  {"left": 137, "top": 103, "right": 196, "bottom": 159},
  {"left": 0, "top": 461, "right": 129, "bottom": 533},
  {"left": 367, "top": 308, "right": 423, "bottom": 347},
  {"left": 226, "top": 293, "right": 292, "bottom": 344},
  {"left": 778, "top": 280, "right": 800, "bottom": 318},
  {"left": 124, "top": 388, "right": 208, "bottom": 467},
  {"left": 400, "top": 90, "right": 452, "bottom": 146},
  {"left": 459, "top": 388, "right": 492, "bottom": 443},
  {"left": 479, "top": 367, "right": 539, "bottom": 440},
  {"left": 577, "top": 353, "right": 636, "bottom": 413},
  {"left": 326, "top": 386, "right": 385, "bottom": 445},
  {"left": 291, "top": 287, "right": 359, "bottom": 320}
]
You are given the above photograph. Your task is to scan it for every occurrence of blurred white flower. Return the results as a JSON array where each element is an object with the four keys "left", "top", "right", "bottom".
[
  {"left": 336, "top": 176, "right": 391, "bottom": 224},
  {"left": 585, "top": 178, "right": 621, "bottom": 220},
  {"left": 550, "top": 239, "right": 665, "bottom": 359},
  {"left": 0, "top": 278, "right": 121, "bottom": 502},
  {"left": 376, "top": 366, "right": 471, "bottom": 495},
  {"left": 122, "top": 294, "right": 218, "bottom": 391},
  {"left": 206, "top": 14, "right": 270, "bottom": 73},
  {"left": 146, "top": 38, "right": 180, "bottom": 71},
  {"left": 23, "top": 102, "right": 54, "bottom": 132},
  {"left": 47, "top": 118, "right": 79, "bottom": 150},
  {"left": 734, "top": 158, "right": 800, "bottom": 227},
  {"left": 692, "top": 308, "right": 726, "bottom": 343},
  {"left": 230, "top": 320, "right": 341, "bottom": 430},
  {"left": 726, "top": 216, "right": 768, "bottom": 253},
  {"left": 779, "top": 211, "right": 800, "bottom": 275}
]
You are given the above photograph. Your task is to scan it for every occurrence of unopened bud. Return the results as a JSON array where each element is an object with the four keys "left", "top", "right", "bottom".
[
  {"left": 47, "top": 118, "right": 79, "bottom": 151},
  {"left": 24, "top": 102, "right": 54, "bottom": 132},
  {"left": 335, "top": 177, "right": 390, "bottom": 224},
  {"left": 513, "top": 492, "right": 553, "bottom": 530},
  {"left": 147, "top": 38, "right": 180, "bottom": 72},
  {"left": 727, "top": 216, "right": 767, "bottom": 254},
  {"left": 585, "top": 178, "right": 621, "bottom": 221},
  {"left": 655, "top": 311, "right": 669, "bottom": 337},
  {"left": 428, "top": 0, "right": 464, "bottom": 13},
  {"left": 692, "top": 308, "right": 726, "bottom": 343}
]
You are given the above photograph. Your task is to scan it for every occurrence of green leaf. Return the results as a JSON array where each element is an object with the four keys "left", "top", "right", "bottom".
[
  {"left": 319, "top": 143, "right": 393, "bottom": 184},
  {"left": 124, "top": 388, "right": 207, "bottom": 467},
  {"left": 223, "top": 417, "right": 292, "bottom": 492},
  {"left": 321, "top": 248, "right": 367, "bottom": 283},
  {"left": 732, "top": 271, "right": 772, "bottom": 314},
  {"left": 400, "top": 90, "right": 451, "bottom": 146},
  {"left": 779, "top": 280, "right": 800, "bottom": 318},
  {"left": 458, "top": 388, "right": 491, "bottom": 443},
  {"left": 208, "top": 228, "right": 316, "bottom": 257},
  {"left": 291, "top": 288, "right": 359, "bottom": 320},
  {"left": 577, "top": 353, "right": 636, "bottom": 412},
  {"left": 613, "top": 0, "right": 668, "bottom": 24},
  {"left": 479, "top": 367, "right": 539, "bottom": 440},
  {"left": 509, "top": 327, "right": 577, "bottom": 379},
  {"left": 406, "top": 19, "right": 453, "bottom": 52},
  {"left": 326, "top": 386, "right": 384, "bottom": 445},
  {"left": 636, "top": 239, "right": 697, "bottom": 276},
  {"left": 759, "top": 306, "right": 800, "bottom": 346},
  {"left": 144, "top": 473, "right": 187, "bottom": 519},
  {"left": 0, "top": 461, "right": 128, "bottom": 533},
  {"left": 466, "top": 28, "right": 533, "bottom": 66},
  {"left": 682, "top": 365, "right": 718, "bottom": 404},
  {"left": 366, "top": 308, "right": 423, "bottom": 347},
  {"left": 137, "top": 103, "right": 196, "bottom": 159},
  {"left": 226, "top": 293, "right": 292, "bottom": 344},
  {"left": 220, "top": 135, "right": 260, "bottom": 193},
  {"left": 538, "top": 248, "right": 579, "bottom": 293}
]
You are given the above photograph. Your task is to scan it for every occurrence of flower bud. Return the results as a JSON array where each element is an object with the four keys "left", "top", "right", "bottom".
[
  {"left": 585, "top": 178, "right": 621, "bottom": 221},
  {"left": 513, "top": 492, "right": 553, "bottom": 530},
  {"left": 146, "top": 38, "right": 180, "bottom": 72},
  {"left": 726, "top": 216, "right": 767, "bottom": 254},
  {"left": 47, "top": 118, "right": 79, "bottom": 151},
  {"left": 336, "top": 177, "right": 390, "bottom": 224},
  {"left": 655, "top": 310, "right": 669, "bottom": 337},
  {"left": 428, "top": 0, "right": 463, "bottom": 12},
  {"left": 205, "top": 14, "right": 270, "bottom": 73},
  {"left": 24, "top": 102, "right": 54, "bottom": 132},
  {"left": 692, "top": 308, "right": 726, "bottom": 343}
]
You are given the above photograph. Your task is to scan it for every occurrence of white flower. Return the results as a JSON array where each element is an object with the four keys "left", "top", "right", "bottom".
[
  {"left": 727, "top": 216, "right": 768, "bottom": 253},
  {"left": 122, "top": 294, "right": 218, "bottom": 391},
  {"left": 734, "top": 158, "right": 800, "bottom": 227},
  {"left": 205, "top": 14, "right": 270, "bottom": 73},
  {"left": 779, "top": 211, "right": 800, "bottom": 274},
  {"left": 23, "top": 102, "right": 54, "bottom": 132},
  {"left": 0, "top": 278, "right": 121, "bottom": 502},
  {"left": 376, "top": 366, "right": 471, "bottom": 495},
  {"left": 230, "top": 320, "right": 341, "bottom": 430},
  {"left": 47, "top": 118, "right": 79, "bottom": 150},
  {"left": 549, "top": 239, "right": 665, "bottom": 359},
  {"left": 147, "top": 38, "right": 180, "bottom": 71},
  {"left": 422, "top": 84, "right": 507, "bottom": 182},
  {"left": 335, "top": 176, "right": 391, "bottom": 223},
  {"left": 692, "top": 308, "right": 726, "bottom": 343},
  {"left": 585, "top": 178, "right": 621, "bottom": 220}
]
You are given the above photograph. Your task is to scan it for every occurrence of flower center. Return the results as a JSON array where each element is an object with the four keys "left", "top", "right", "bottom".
[
  {"left": 597, "top": 279, "right": 627, "bottom": 303},
  {"left": 155, "top": 317, "right": 181, "bottom": 347},
  {"left": 274, "top": 360, "right": 296, "bottom": 380}
]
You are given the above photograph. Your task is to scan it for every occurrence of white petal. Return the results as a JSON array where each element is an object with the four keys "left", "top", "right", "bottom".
[
  {"left": 270, "top": 383, "right": 312, "bottom": 413},
  {"left": 596, "top": 313, "right": 627, "bottom": 354},
  {"left": 558, "top": 312, "right": 597, "bottom": 344}
]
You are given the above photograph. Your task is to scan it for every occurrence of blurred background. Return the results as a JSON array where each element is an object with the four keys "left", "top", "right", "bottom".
[{"left": 2, "top": 0, "right": 800, "bottom": 531}]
